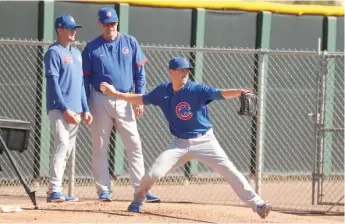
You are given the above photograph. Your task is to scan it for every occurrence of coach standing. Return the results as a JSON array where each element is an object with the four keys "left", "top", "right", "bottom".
[
  {"left": 44, "top": 15, "right": 93, "bottom": 203},
  {"left": 82, "top": 7, "right": 160, "bottom": 202}
]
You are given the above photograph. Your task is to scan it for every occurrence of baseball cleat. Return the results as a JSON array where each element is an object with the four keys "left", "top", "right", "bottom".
[
  {"left": 64, "top": 195, "right": 79, "bottom": 202},
  {"left": 257, "top": 203, "right": 272, "bottom": 219},
  {"left": 47, "top": 192, "right": 65, "bottom": 203},
  {"left": 127, "top": 200, "right": 144, "bottom": 213},
  {"left": 99, "top": 192, "right": 112, "bottom": 202},
  {"left": 145, "top": 192, "right": 160, "bottom": 203}
]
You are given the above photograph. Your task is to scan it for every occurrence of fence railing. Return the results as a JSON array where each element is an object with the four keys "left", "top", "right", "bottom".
[{"left": 0, "top": 39, "right": 343, "bottom": 214}]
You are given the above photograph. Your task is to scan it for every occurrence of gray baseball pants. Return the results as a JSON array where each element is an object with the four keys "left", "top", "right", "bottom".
[
  {"left": 135, "top": 129, "right": 264, "bottom": 211},
  {"left": 90, "top": 89, "right": 145, "bottom": 195},
  {"left": 48, "top": 109, "right": 79, "bottom": 194}
]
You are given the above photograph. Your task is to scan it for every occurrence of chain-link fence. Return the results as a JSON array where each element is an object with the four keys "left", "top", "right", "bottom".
[{"left": 0, "top": 39, "right": 343, "bottom": 214}]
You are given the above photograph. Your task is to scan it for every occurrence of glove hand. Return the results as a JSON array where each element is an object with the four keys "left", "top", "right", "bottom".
[{"left": 238, "top": 90, "right": 257, "bottom": 117}]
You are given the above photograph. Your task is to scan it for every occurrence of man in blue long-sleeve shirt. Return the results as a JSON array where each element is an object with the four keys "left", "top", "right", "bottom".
[
  {"left": 82, "top": 7, "right": 159, "bottom": 202},
  {"left": 44, "top": 14, "right": 93, "bottom": 203}
]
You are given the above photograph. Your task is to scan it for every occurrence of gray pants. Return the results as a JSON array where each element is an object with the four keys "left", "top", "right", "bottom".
[
  {"left": 48, "top": 109, "right": 79, "bottom": 194},
  {"left": 136, "top": 129, "right": 264, "bottom": 211},
  {"left": 90, "top": 89, "right": 145, "bottom": 195}
]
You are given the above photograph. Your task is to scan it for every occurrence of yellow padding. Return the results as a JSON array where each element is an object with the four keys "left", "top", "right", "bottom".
[{"left": 71, "top": 0, "right": 344, "bottom": 16}]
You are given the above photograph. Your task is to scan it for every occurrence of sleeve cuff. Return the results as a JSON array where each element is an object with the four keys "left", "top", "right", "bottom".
[
  {"left": 135, "top": 59, "right": 148, "bottom": 68},
  {"left": 82, "top": 107, "right": 90, "bottom": 113},
  {"left": 142, "top": 95, "right": 150, "bottom": 105},
  {"left": 60, "top": 105, "right": 67, "bottom": 112},
  {"left": 83, "top": 70, "right": 91, "bottom": 76},
  {"left": 215, "top": 90, "right": 224, "bottom": 100}
]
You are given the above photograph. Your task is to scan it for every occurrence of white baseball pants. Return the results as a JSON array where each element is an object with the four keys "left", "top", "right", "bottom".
[
  {"left": 90, "top": 89, "right": 145, "bottom": 195},
  {"left": 135, "top": 129, "right": 264, "bottom": 211},
  {"left": 48, "top": 109, "right": 79, "bottom": 194}
]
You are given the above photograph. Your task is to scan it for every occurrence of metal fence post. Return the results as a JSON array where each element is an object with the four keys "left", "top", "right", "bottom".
[
  {"left": 317, "top": 55, "right": 327, "bottom": 205},
  {"left": 255, "top": 51, "right": 268, "bottom": 195},
  {"left": 312, "top": 38, "right": 322, "bottom": 205},
  {"left": 314, "top": 39, "right": 327, "bottom": 205},
  {"left": 250, "top": 11, "right": 271, "bottom": 181}
]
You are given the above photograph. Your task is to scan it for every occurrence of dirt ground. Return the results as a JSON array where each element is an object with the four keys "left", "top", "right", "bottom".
[
  {"left": 1, "top": 180, "right": 343, "bottom": 212},
  {"left": 0, "top": 196, "right": 344, "bottom": 223}
]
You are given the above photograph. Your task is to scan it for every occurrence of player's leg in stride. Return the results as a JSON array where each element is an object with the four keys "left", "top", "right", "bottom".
[
  {"left": 127, "top": 142, "right": 189, "bottom": 212},
  {"left": 190, "top": 130, "right": 272, "bottom": 219}
]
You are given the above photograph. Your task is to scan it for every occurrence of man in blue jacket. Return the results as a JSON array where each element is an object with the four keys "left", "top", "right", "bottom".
[
  {"left": 82, "top": 7, "right": 159, "bottom": 202},
  {"left": 44, "top": 14, "right": 93, "bottom": 202}
]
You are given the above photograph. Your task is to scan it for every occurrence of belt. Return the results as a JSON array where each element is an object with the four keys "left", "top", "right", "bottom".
[
  {"left": 95, "top": 88, "right": 102, "bottom": 93},
  {"left": 189, "top": 131, "right": 207, "bottom": 139},
  {"left": 178, "top": 129, "right": 211, "bottom": 139}
]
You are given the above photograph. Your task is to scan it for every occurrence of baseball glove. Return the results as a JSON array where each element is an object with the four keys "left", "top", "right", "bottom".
[{"left": 238, "top": 91, "right": 258, "bottom": 117}]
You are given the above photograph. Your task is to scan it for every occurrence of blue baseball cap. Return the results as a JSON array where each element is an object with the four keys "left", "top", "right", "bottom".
[
  {"left": 98, "top": 7, "right": 118, "bottom": 24},
  {"left": 169, "top": 57, "right": 193, "bottom": 70},
  {"left": 55, "top": 15, "right": 82, "bottom": 29}
]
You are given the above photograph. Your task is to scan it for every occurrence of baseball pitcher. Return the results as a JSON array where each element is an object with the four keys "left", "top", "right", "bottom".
[{"left": 99, "top": 56, "right": 272, "bottom": 219}]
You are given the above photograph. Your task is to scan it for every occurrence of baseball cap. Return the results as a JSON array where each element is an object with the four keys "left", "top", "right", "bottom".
[
  {"left": 98, "top": 7, "right": 118, "bottom": 24},
  {"left": 55, "top": 15, "right": 82, "bottom": 29},
  {"left": 169, "top": 57, "right": 193, "bottom": 70}
]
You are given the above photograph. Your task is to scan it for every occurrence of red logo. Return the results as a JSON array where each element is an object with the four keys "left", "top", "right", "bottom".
[
  {"left": 176, "top": 102, "right": 193, "bottom": 120},
  {"left": 106, "top": 11, "right": 111, "bottom": 17},
  {"left": 63, "top": 56, "right": 73, "bottom": 64},
  {"left": 122, "top": 47, "right": 129, "bottom": 54}
]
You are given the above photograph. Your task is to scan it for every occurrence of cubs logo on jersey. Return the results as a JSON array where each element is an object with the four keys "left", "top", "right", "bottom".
[
  {"left": 176, "top": 102, "right": 193, "bottom": 120},
  {"left": 122, "top": 47, "right": 129, "bottom": 54}
]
